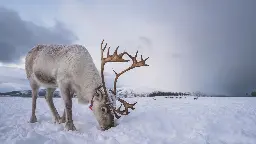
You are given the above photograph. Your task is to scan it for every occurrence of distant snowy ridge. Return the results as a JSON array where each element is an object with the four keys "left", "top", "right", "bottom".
[
  {"left": 0, "top": 87, "right": 150, "bottom": 98},
  {"left": 0, "top": 86, "right": 201, "bottom": 98}
]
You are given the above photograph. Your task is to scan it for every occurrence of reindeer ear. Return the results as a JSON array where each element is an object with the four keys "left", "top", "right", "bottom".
[
  {"left": 94, "top": 90, "right": 100, "bottom": 101},
  {"left": 94, "top": 88, "right": 103, "bottom": 101}
]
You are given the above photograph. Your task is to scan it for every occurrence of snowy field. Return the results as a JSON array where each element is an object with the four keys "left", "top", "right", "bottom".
[{"left": 0, "top": 97, "right": 256, "bottom": 144}]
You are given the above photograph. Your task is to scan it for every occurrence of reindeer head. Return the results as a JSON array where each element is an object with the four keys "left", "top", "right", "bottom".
[
  {"left": 90, "top": 85, "right": 114, "bottom": 131},
  {"left": 93, "top": 39, "right": 149, "bottom": 130}
]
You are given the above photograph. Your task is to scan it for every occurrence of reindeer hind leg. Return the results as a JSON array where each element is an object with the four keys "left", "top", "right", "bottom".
[{"left": 29, "top": 82, "right": 39, "bottom": 123}]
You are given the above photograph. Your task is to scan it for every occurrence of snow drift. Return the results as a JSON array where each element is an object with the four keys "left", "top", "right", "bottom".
[{"left": 0, "top": 97, "right": 256, "bottom": 144}]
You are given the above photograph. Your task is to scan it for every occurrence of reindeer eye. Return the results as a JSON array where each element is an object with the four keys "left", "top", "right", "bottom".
[{"left": 101, "top": 107, "right": 107, "bottom": 113}]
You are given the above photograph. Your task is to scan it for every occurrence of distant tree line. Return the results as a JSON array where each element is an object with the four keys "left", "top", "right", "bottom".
[
  {"left": 246, "top": 90, "right": 256, "bottom": 96},
  {"left": 0, "top": 91, "right": 31, "bottom": 97},
  {"left": 0, "top": 89, "right": 61, "bottom": 97},
  {"left": 251, "top": 91, "right": 256, "bottom": 96}
]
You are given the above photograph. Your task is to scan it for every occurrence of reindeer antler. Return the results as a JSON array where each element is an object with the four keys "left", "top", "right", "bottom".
[
  {"left": 100, "top": 40, "right": 130, "bottom": 97},
  {"left": 110, "top": 51, "right": 149, "bottom": 96},
  {"left": 100, "top": 39, "right": 149, "bottom": 119}
]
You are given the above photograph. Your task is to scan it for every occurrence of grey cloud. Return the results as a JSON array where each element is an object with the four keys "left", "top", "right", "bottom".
[
  {"left": 136, "top": 36, "right": 153, "bottom": 52},
  {"left": 0, "top": 42, "right": 16, "bottom": 62},
  {"left": 139, "top": 37, "right": 152, "bottom": 47},
  {"left": 171, "top": 53, "right": 182, "bottom": 58},
  {"left": 0, "top": 6, "right": 77, "bottom": 63}
]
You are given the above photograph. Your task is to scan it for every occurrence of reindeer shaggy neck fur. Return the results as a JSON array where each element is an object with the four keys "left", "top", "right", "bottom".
[{"left": 25, "top": 44, "right": 114, "bottom": 131}]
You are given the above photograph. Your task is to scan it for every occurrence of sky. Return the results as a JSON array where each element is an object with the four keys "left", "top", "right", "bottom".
[{"left": 0, "top": 0, "right": 255, "bottom": 96}]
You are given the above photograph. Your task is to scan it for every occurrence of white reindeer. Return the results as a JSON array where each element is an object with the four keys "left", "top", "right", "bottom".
[{"left": 25, "top": 40, "right": 149, "bottom": 131}]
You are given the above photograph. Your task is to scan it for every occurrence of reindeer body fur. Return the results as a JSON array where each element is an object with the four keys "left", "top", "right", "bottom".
[
  {"left": 25, "top": 44, "right": 113, "bottom": 131},
  {"left": 25, "top": 44, "right": 102, "bottom": 104},
  {"left": 25, "top": 40, "right": 147, "bottom": 131}
]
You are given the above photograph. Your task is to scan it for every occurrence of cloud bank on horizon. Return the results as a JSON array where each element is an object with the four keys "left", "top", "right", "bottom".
[
  {"left": 0, "top": 66, "right": 117, "bottom": 93},
  {"left": 0, "top": 0, "right": 255, "bottom": 96}
]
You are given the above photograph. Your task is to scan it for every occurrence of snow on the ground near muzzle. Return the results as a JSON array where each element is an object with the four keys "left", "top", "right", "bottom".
[{"left": 1, "top": 97, "right": 256, "bottom": 144}]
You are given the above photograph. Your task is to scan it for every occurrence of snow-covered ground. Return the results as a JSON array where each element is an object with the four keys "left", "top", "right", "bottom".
[{"left": 0, "top": 97, "right": 256, "bottom": 144}]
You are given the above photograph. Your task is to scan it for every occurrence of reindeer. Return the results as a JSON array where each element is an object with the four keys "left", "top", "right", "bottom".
[{"left": 25, "top": 40, "right": 149, "bottom": 131}]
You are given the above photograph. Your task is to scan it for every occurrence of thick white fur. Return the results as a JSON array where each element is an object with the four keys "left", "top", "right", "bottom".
[{"left": 25, "top": 44, "right": 102, "bottom": 104}]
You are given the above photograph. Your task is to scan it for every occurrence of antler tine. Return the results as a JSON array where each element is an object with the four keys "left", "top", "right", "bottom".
[
  {"left": 124, "top": 52, "right": 133, "bottom": 59},
  {"left": 144, "top": 56, "right": 150, "bottom": 66},
  {"left": 113, "top": 69, "right": 118, "bottom": 75},
  {"left": 135, "top": 54, "right": 149, "bottom": 67},
  {"left": 114, "top": 99, "right": 137, "bottom": 115},
  {"left": 135, "top": 50, "right": 138, "bottom": 59},
  {"left": 107, "top": 47, "right": 110, "bottom": 57},
  {"left": 112, "top": 104, "right": 123, "bottom": 119},
  {"left": 113, "top": 111, "right": 121, "bottom": 119},
  {"left": 101, "top": 39, "right": 104, "bottom": 48},
  {"left": 114, "top": 46, "right": 119, "bottom": 55},
  {"left": 104, "top": 43, "right": 107, "bottom": 51},
  {"left": 101, "top": 39, "right": 107, "bottom": 51}
]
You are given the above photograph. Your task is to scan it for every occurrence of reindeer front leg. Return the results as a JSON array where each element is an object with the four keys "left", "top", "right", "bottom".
[
  {"left": 60, "top": 90, "right": 74, "bottom": 123},
  {"left": 60, "top": 109, "right": 66, "bottom": 123},
  {"left": 60, "top": 84, "right": 76, "bottom": 131},
  {"left": 45, "top": 88, "right": 61, "bottom": 124}
]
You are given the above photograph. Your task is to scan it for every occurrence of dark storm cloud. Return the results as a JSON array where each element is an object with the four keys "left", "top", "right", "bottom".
[
  {"left": 139, "top": 36, "right": 152, "bottom": 47},
  {"left": 0, "top": 6, "right": 77, "bottom": 63},
  {"left": 148, "top": 0, "right": 256, "bottom": 96},
  {"left": 182, "top": 0, "right": 256, "bottom": 96}
]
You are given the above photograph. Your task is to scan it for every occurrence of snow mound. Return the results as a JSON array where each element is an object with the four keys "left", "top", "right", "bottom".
[
  {"left": 0, "top": 97, "right": 256, "bottom": 144},
  {"left": 115, "top": 86, "right": 157, "bottom": 98}
]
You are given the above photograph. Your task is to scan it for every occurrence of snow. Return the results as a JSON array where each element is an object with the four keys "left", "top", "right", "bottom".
[{"left": 0, "top": 97, "right": 256, "bottom": 144}]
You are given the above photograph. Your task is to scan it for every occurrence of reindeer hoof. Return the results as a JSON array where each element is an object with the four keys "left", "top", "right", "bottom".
[
  {"left": 53, "top": 117, "right": 62, "bottom": 124},
  {"left": 60, "top": 117, "right": 66, "bottom": 123},
  {"left": 29, "top": 115, "right": 37, "bottom": 123},
  {"left": 64, "top": 121, "right": 76, "bottom": 131}
]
